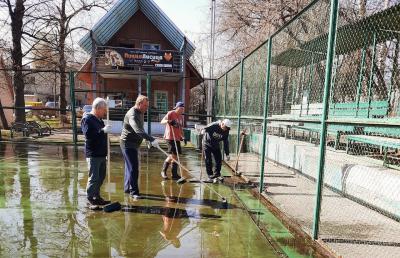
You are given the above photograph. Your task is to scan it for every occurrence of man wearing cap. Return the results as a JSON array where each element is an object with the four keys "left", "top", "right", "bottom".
[
  {"left": 120, "top": 95, "right": 159, "bottom": 200},
  {"left": 201, "top": 119, "right": 232, "bottom": 182},
  {"left": 160, "top": 101, "right": 185, "bottom": 180}
]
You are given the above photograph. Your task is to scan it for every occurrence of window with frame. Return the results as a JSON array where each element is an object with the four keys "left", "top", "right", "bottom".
[
  {"left": 154, "top": 91, "right": 168, "bottom": 113},
  {"left": 142, "top": 43, "right": 161, "bottom": 50}
]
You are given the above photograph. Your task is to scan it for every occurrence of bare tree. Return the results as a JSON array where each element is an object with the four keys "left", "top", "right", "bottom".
[
  {"left": 215, "top": 0, "right": 309, "bottom": 69},
  {"left": 190, "top": 47, "right": 208, "bottom": 116},
  {"left": 0, "top": 0, "right": 48, "bottom": 123},
  {"left": 31, "top": 0, "right": 111, "bottom": 114}
]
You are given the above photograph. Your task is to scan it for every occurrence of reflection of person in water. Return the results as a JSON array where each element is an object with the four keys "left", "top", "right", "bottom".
[
  {"left": 87, "top": 212, "right": 110, "bottom": 257},
  {"left": 159, "top": 180, "right": 184, "bottom": 248},
  {"left": 119, "top": 200, "right": 165, "bottom": 257},
  {"left": 0, "top": 142, "right": 6, "bottom": 208}
]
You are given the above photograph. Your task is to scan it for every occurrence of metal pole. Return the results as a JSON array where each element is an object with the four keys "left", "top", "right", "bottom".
[
  {"left": 146, "top": 74, "right": 151, "bottom": 135},
  {"left": 312, "top": 0, "right": 339, "bottom": 240},
  {"left": 69, "top": 71, "right": 77, "bottom": 145},
  {"left": 306, "top": 54, "right": 315, "bottom": 115},
  {"left": 90, "top": 31, "right": 97, "bottom": 99},
  {"left": 106, "top": 96, "right": 111, "bottom": 200},
  {"left": 214, "top": 79, "right": 218, "bottom": 119},
  {"left": 224, "top": 73, "right": 228, "bottom": 118},
  {"left": 236, "top": 59, "right": 244, "bottom": 154},
  {"left": 299, "top": 65, "right": 308, "bottom": 116},
  {"left": 356, "top": 44, "right": 367, "bottom": 117},
  {"left": 330, "top": 58, "right": 339, "bottom": 115},
  {"left": 182, "top": 38, "right": 187, "bottom": 105},
  {"left": 291, "top": 69, "right": 297, "bottom": 105},
  {"left": 367, "top": 32, "right": 377, "bottom": 118},
  {"left": 387, "top": 37, "right": 399, "bottom": 116},
  {"left": 208, "top": 0, "right": 216, "bottom": 124},
  {"left": 138, "top": 74, "right": 142, "bottom": 94},
  {"left": 259, "top": 40, "right": 272, "bottom": 193}
]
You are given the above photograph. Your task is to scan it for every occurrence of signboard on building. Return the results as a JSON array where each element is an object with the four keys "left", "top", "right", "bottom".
[{"left": 105, "top": 48, "right": 174, "bottom": 69}]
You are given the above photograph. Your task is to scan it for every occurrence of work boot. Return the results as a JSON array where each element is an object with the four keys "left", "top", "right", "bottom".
[
  {"left": 210, "top": 171, "right": 221, "bottom": 179},
  {"left": 87, "top": 196, "right": 103, "bottom": 206},
  {"left": 209, "top": 174, "right": 217, "bottom": 179},
  {"left": 203, "top": 177, "right": 214, "bottom": 183},
  {"left": 213, "top": 176, "right": 224, "bottom": 184},
  {"left": 130, "top": 194, "right": 141, "bottom": 201},
  {"left": 97, "top": 196, "right": 111, "bottom": 205},
  {"left": 171, "top": 163, "right": 181, "bottom": 180},
  {"left": 161, "top": 161, "right": 169, "bottom": 179}
]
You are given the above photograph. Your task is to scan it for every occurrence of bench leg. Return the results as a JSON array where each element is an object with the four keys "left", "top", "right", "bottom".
[
  {"left": 335, "top": 133, "right": 340, "bottom": 150},
  {"left": 383, "top": 147, "right": 388, "bottom": 167},
  {"left": 346, "top": 140, "right": 351, "bottom": 154}
]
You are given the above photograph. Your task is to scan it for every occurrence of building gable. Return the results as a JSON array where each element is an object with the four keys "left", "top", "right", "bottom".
[
  {"left": 78, "top": 0, "right": 195, "bottom": 57},
  {"left": 107, "top": 10, "right": 176, "bottom": 51}
]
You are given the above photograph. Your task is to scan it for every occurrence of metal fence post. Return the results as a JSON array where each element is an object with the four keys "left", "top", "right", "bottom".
[
  {"left": 213, "top": 79, "right": 218, "bottom": 119},
  {"left": 299, "top": 65, "right": 308, "bottom": 116},
  {"left": 367, "top": 32, "right": 377, "bottom": 118},
  {"left": 356, "top": 44, "right": 367, "bottom": 117},
  {"left": 312, "top": 0, "right": 339, "bottom": 240},
  {"left": 259, "top": 40, "right": 272, "bottom": 193},
  {"left": 146, "top": 74, "right": 152, "bottom": 135},
  {"left": 224, "top": 73, "right": 228, "bottom": 118},
  {"left": 69, "top": 71, "right": 77, "bottom": 145},
  {"left": 237, "top": 59, "right": 245, "bottom": 154},
  {"left": 306, "top": 54, "right": 315, "bottom": 115}
]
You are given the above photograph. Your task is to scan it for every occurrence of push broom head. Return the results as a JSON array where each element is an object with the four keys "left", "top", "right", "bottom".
[
  {"left": 221, "top": 198, "right": 228, "bottom": 209},
  {"left": 177, "top": 177, "right": 187, "bottom": 184},
  {"left": 103, "top": 202, "right": 122, "bottom": 213}
]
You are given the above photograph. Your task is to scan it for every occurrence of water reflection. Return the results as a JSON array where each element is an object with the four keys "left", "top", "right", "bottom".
[
  {"left": 0, "top": 143, "right": 279, "bottom": 257},
  {"left": 17, "top": 144, "right": 38, "bottom": 257}
]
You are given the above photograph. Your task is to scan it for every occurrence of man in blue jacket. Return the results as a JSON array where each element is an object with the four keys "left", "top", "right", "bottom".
[
  {"left": 81, "top": 97, "right": 112, "bottom": 206},
  {"left": 201, "top": 119, "right": 232, "bottom": 182}
]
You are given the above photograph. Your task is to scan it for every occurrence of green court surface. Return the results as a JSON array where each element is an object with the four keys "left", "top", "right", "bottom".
[{"left": 0, "top": 143, "right": 318, "bottom": 257}]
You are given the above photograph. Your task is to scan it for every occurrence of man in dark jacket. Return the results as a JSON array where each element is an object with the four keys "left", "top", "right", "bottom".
[
  {"left": 201, "top": 119, "right": 232, "bottom": 182},
  {"left": 81, "top": 97, "right": 112, "bottom": 206},
  {"left": 120, "top": 95, "right": 159, "bottom": 200}
]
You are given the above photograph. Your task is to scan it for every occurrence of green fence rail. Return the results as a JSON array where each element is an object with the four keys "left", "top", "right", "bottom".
[{"left": 214, "top": 0, "right": 400, "bottom": 256}]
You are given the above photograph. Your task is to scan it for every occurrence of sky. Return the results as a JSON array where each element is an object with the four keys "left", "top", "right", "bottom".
[{"left": 152, "top": 0, "right": 211, "bottom": 45}]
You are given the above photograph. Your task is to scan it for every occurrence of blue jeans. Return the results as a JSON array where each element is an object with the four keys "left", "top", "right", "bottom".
[
  {"left": 121, "top": 147, "right": 140, "bottom": 195},
  {"left": 86, "top": 157, "right": 106, "bottom": 198}
]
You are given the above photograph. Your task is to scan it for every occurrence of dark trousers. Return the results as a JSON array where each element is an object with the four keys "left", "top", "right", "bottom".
[
  {"left": 121, "top": 147, "right": 140, "bottom": 195},
  {"left": 203, "top": 145, "right": 222, "bottom": 177}
]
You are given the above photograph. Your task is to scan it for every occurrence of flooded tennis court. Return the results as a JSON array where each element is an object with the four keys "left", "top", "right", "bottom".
[{"left": 0, "top": 143, "right": 282, "bottom": 257}]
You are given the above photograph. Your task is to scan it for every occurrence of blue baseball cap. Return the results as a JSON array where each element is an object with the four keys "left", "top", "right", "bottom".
[{"left": 173, "top": 101, "right": 184, "bottom": 109}]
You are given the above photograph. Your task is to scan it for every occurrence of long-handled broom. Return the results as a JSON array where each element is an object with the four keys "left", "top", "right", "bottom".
[
  {"left": 233, "top": 129, "right": 247, "bottom": 176},
  {"left": 170, "top": 122, "right": 182, "bottom": 178},
  {"left": 154, "top": 144, "right": 228, "bottom": 209},
  {"left": 103, "top": 97, "right": 120, "bottom": 213}
]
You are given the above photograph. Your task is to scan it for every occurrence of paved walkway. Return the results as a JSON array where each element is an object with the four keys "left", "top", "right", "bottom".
[{"left": 226, "top": 147, "right": 400, "bottom": 258}]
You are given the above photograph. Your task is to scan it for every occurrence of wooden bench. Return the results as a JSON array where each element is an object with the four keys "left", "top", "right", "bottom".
[
  {"left": 346, "top": 134, "right": 400, "bottom": 167},
  {"left": 329, "top": 101, "right": 389, "bottom": 118},
  {"left": 291, "top": 123, "right": 355, "bottom": 149}
]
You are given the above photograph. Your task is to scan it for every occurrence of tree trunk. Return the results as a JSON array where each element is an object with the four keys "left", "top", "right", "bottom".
[
  {"left": 58, "top": 0, "right": 67, "bottom": 115},
  {"left": 10, "top": 0, "right": 26, "bottom": 123}
]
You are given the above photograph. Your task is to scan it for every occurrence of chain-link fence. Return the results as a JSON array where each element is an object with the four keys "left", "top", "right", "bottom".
[
  {"left": 214, "top": 0, "right": 400, "bottom": 257},
  {"left": 0, "top": 67, "right": 211, "bottom": 144}
]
